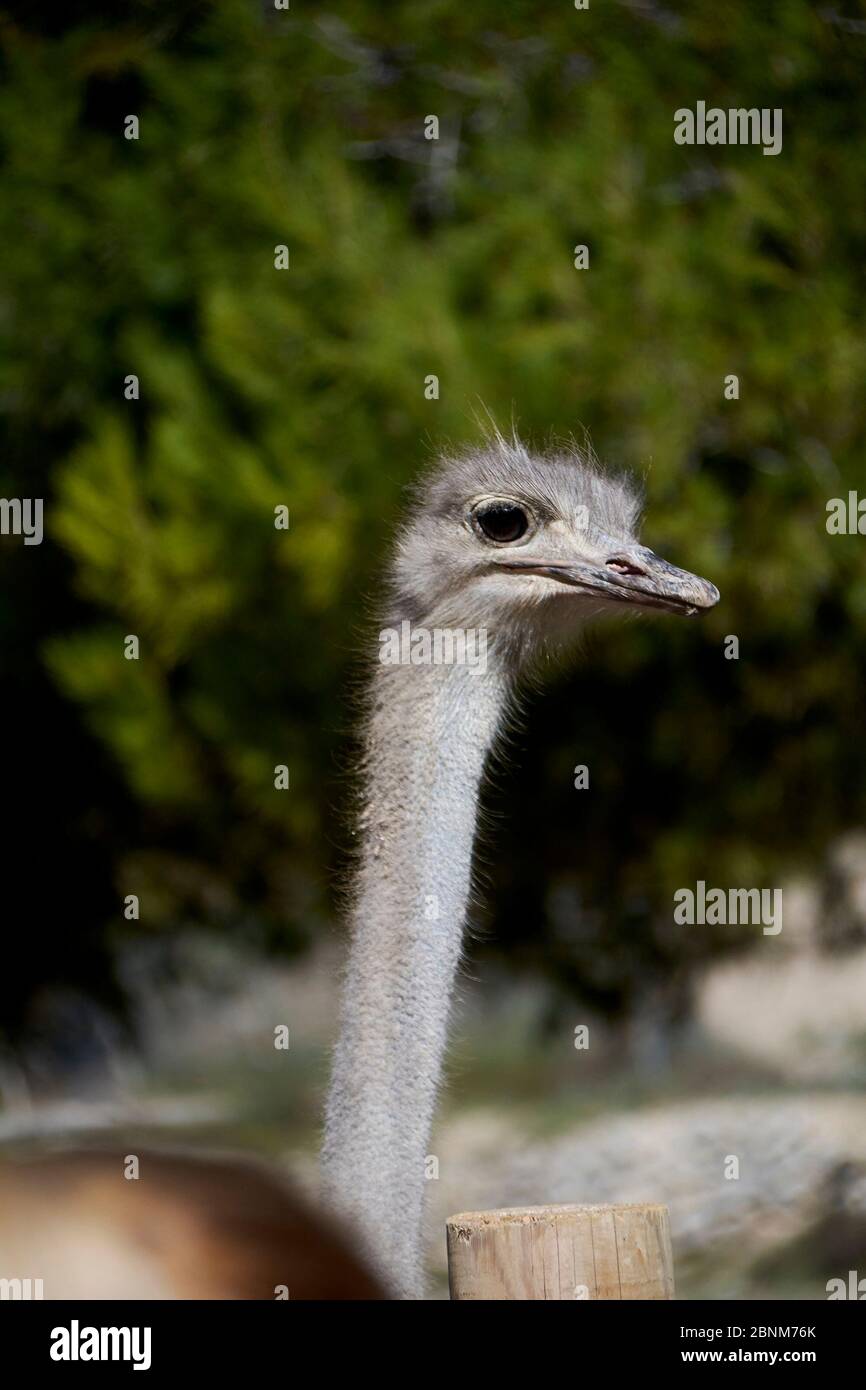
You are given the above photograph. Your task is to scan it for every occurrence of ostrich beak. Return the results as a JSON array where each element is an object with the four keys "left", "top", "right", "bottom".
[
  {"left": 596, "top": 546, "right": 720, "bottom": 615},
  {"left": 498, "top": 547, "right": 720, "bottom": 616}
]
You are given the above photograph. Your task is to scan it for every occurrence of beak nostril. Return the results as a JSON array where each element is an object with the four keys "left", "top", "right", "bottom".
[{"left": 606, "top": 557, "right": 646, "bottom": 578}]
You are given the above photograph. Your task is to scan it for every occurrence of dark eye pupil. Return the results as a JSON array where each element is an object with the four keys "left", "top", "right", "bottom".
[{"left": 476, "top": 504, "right": 528, "bottom": 543}]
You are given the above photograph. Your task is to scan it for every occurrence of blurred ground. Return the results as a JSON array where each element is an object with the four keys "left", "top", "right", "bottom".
[{"left": 2, "top": 900, "right": 865, "bottom": 1300}]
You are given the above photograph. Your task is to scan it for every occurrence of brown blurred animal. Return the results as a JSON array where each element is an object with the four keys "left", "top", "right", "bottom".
[{"left": 0, "top": 1149, "right": 384, "bottom": 1299}]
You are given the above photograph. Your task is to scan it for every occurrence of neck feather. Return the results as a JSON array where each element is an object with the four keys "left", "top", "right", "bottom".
[{"left": 322, "top": 651, "right": 509, "bottom": 1297}]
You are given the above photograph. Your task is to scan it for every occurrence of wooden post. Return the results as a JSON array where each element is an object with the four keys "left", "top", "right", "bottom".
[{"left": 446, "top": 1202, "right": 674, "bottom": 1301}]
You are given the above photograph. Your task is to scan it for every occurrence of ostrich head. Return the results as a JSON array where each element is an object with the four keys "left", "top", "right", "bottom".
[{"left": 388, "top": 433, "right": 719, "bottom": 654}]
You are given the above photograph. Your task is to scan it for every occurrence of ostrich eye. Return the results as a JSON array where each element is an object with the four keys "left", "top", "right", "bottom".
[{"left": 474, "top": 502, "right": 529, "bottom": 544}]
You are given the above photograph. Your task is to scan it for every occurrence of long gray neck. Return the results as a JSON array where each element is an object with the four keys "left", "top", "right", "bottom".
[{"left": 322, "top": 648, "right": 509, "bottom": 1297}]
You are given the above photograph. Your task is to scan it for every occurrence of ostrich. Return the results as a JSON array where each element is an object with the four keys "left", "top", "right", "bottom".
[{"left": 321, "top": 430, "right": 719, "bottom": 1299}]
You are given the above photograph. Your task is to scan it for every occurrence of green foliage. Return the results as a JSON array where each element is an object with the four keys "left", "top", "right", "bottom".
[{"left": 3, "top": 1, "right": 866, "bottom": 1025}]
